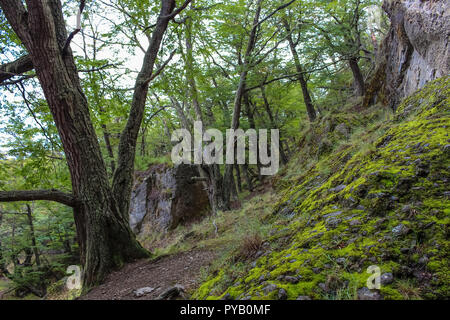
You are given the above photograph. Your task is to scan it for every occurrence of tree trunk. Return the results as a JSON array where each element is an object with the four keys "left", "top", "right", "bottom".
[
  {"left": 25, "top": 205, "right": 40, "bottom": 266},
  {"left": 348, "top": 57, "right": 365, "bottom": 96},
  {"left": 283, "top": 19, "right": 317, "bottom": 122},
  {"left": 223, "top": 1, "right": 262, "bottom": 208},
  {"left": 0, "top": 0, "right": 181, "bottom": 288}
]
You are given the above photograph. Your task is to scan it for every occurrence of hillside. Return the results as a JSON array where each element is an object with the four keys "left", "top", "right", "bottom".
[{"left": 192, "top": 77, "right": 450, "bottom": 300}]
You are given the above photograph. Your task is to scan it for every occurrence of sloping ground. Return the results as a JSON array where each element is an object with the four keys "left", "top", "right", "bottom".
[
  {"left": 80, "top": 249, "right": 215, "bottom": 300},
  {"left": 194, "top": 76, "right": 450, "bottom": 300}
]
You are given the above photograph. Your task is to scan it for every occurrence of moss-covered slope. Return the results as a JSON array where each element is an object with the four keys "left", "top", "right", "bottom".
[{"left": 194, "top": 76, "right": 450, "bottom": 300}]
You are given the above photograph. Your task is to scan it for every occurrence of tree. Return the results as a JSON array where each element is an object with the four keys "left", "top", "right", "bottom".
[{"left": 0, "top": 0, "right": 191, "bottom": 288}]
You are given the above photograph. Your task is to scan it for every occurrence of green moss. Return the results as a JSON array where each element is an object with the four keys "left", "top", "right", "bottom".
[{"left": 193, "top": 76, "right": 450, "bottom": 300}]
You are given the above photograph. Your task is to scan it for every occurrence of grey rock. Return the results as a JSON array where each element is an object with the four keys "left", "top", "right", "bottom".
[
  {"left": 134, "top": 287, "right": 155, "bottom": 297},
  {"left": 284, "top": 276, "right": 299, "bottom": 284},
  {"left": 349, "top": 219, "right": 362, "bottom": 226},
  {"left": 129, "top": 164, "right": 210, "bottom": 235},
  {"left": 336, "top": 258, "right": 347, "bottom": 265},
  {"left": 263, "top": 284, "right": 278, "bottom": 295},
  {"left": 278, "top": 288, "right": 288, "bottom": 300},
  {"left": 381, "top": 0, "right": 449, "bottom": 109},
  {"left": 326, "top": 217, "right": 341, "bottom": 229},
  {"left": 380, "top": 273, "right": 394, "bottom": 285},
  {"left": 296, "top": 296, "right": 312, "bottom": 300},
  {"left": 357, "top": 287, "right": 382, "bottom": 300},
  {"left": 392, "top": 224, "right": 409, "bottom": 236}
]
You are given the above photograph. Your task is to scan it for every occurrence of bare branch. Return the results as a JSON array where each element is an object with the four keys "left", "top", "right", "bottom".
[
  {"left": 254, "top": 0, "right": 297, "bottom": 29},
  {"left": 0, "top": 55, "right": 34, "bottom": 84},
  {"left": 0, "top": 190, "right": 79, "bottom": 207},
  {"left": 143, "top": 50, "right": 176, "bottom": 85}
]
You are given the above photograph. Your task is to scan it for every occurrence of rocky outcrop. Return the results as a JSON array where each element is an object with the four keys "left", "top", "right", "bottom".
[
  {"left": 129, "top": 164, "right": 210, "bottom": 236},
  {"left": 367, "top": 0, "right": 449, "bottom": 109}
]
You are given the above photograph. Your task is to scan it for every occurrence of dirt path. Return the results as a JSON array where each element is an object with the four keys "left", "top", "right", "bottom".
[{"left": 80, "top": 249, "right": 215, "bottom": 300}]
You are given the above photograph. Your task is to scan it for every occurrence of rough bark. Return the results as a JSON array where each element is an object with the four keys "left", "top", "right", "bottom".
[
  {"left": 0, "top": 0, "right": 183, "bottom": 288},
  {"left": 348, "top": 57, "right": 365, "bottom": 96},
  {"left": 0, "top": 54, "right": 33, "bottom": 83},
  {"left": 283, "top": 19, "right": 317, "bottom": 122},
  {"left": 25, "top": 205, "right": 40, "bottom": 266},
  {"left": 223, "top": 0, "right": 262, "bottom": 209},
  {"left": 0, "top": 190, "right": 77, "bottom": 207}
]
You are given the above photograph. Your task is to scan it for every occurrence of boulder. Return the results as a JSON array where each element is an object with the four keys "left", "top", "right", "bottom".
[
  {"left": 129, "top": 164, "right": 211, "bottom": 235},
  {"left": 367, "top": 0, "right": 449, "bottom": 109}
]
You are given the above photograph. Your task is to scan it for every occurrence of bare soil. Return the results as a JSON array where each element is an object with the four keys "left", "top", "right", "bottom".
[{"left": 80, "top": 249, "right": 215, "bottom": 300}]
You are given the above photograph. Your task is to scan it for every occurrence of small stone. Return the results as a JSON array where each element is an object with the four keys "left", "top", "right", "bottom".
[
  {"left": 326, "top": 217, "right": 341, "bottom": 229},
  {"left": 349, "top": 219, "right": 362, "bottom": 226},
  {"left": 284, "top": 276, "right": 299, "bottom": 284},
  {"left": 336, "top": 257, "right": 347, "bottom": 265},
  {"left": 221, "top": 293, "right": 232, "bottom": 300},
  {"left": 289, "top": 259, "right": 297, "bottom": 263},
  {"left": 263, "top": 284, "right": 278, "bottom": 295},
  {"left": 318, "top": 283, "right": 327, "bottom": 292},
  {"left": 357, "top": 287, "right": 382, "bottom": 300},
  {"left": 392, "top": 224, "right": 409, "bottom": 236},
  {"left": 380, "top": 273, "right": 394, "bottom": 285},
  {"left": 278, "top": 288, "right": 288, "bottom": 300},
  {"left": 313, "top": 267, "right": 322, "bottom": 274},
  {"left": 134, "top": 287, "right": 155, "bottom": 298},
  {"left": 296, "top": 295, "right": 312, "bottom": 300}
]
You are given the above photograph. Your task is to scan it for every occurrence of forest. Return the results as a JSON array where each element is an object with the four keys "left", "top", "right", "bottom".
[{"left": 0, "top": 0, "right": 449, "bottom": 302}]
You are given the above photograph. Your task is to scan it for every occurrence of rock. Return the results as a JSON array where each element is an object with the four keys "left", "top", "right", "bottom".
[
  {"left": 318, "top": 283, "right": 328, "bottom": 292},
  {"left": 326, "top": 217, "right": 341, "bottom": 229},
  {"left": 377, "top": 0, "right": 449, "bottom": 110},
  {"left": 284, "top": 276, "right": 299, "bottom": 284},
  {"left": 134, "top": 287, "right": 155, "bottom": 297},
  {"left": 380, "top": 273, "right": 394, "bottom": 285},
  {"left": 296, "top": 296, "right": 312, "bottom": 300},
  {"left": 324, "top": 211, "right": 343, "bottom": 218},
  {"left": 349, "top": 219, "right": 362, "bottom": 226},
  {"left": 221, "top": 293, "right": 232, "bottom": 300},
  {"left": 129, "top": 164, "right": 211, "bottom": 235},
  {"left": 329, "top": 185, "right": 347, "bottom": 193},
  {"left": 392, "top": 224, "right": 410, "bottom": 236},
  {"left": 357, "top": 287, "right": 382, "bottom": 300},
  {"left": 278, "top": 288, "right": 287, "bottom": 300},
  {"left": 334, "top": 123, "right": 350, "bottom": 139},
  {"left": 263, "top": 284, "right": 278, "bottom": 295},
  {"left": 336, "top": 257, "right": 347, "bottom": 265},
  {"left": 156, "top": 285, "right": 185, "bottom": 300}
]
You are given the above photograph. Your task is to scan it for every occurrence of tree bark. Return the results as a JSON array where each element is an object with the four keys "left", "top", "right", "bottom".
[
  {"left": 223, "top": 0, "right": 262, "bottom": 208},
  {"left": 282, "top": 19, "right": 317, "bottom": 122},
  {"left": 0, "top": 190, "right": 77, "bottom": 207},
  {"left": 0, "top": 54, "right": 33, "bottom": 83},
  {"left": 25, "top": 205, "right": 40, "bottom": 266},
  {"left": 348, "top": 57, "right": 365, "bottom": 96},
  {"left": 0, "top": 0, "right": 183, "bottom": 288}
]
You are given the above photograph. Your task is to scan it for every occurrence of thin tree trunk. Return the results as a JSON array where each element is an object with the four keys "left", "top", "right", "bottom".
[
  {"left": 283, "top": 19, "right": 317, "bottom": 122},
  {"left": 223, "top": 1, "right": 263, "bottom": 208},
  {"left": 235, "top": 164, "right": 242, "bottom": 193},
  {"left": 25, "top": 205, "right": 40, "bottom": 266},
  {"left": 348, "top": 57, "right": 365, "bottom": 96}
]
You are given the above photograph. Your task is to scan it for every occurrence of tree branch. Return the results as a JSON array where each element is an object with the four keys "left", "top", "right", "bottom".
[
  {"left": 0, "top": 54, "right": 34, "bottom": 84},
  {"left": 0, "top": 190, "right": 79, "bottom": 207}
]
